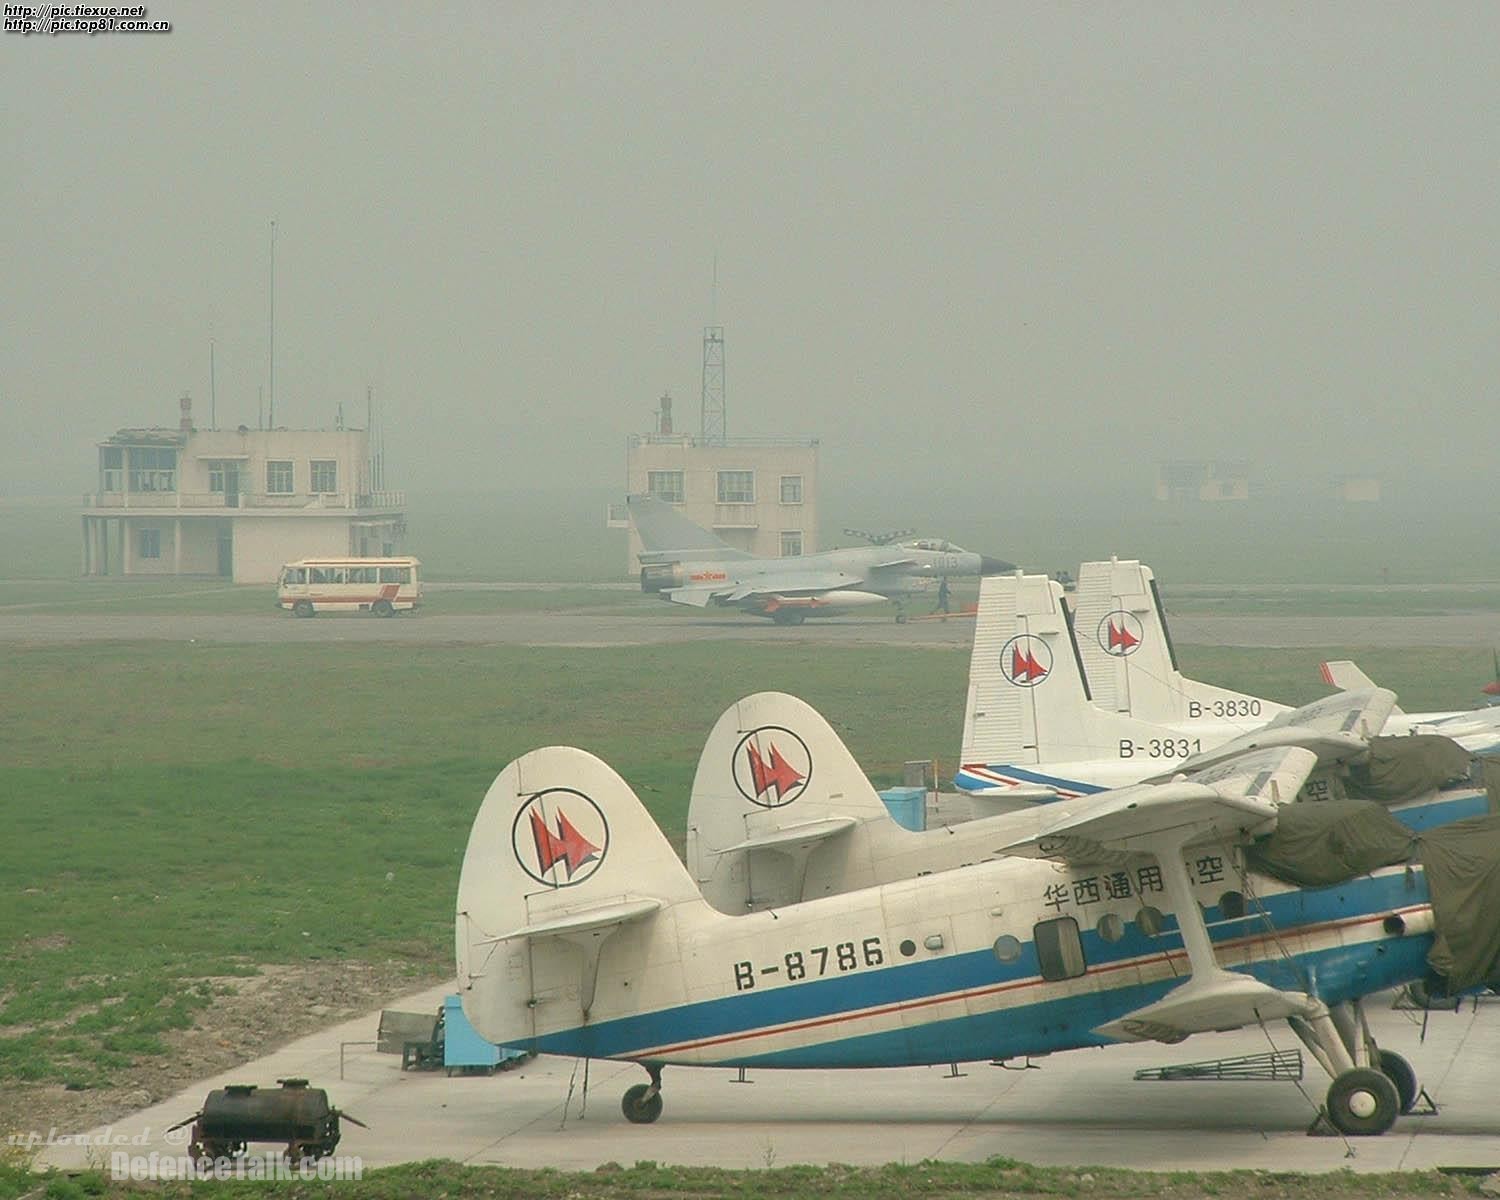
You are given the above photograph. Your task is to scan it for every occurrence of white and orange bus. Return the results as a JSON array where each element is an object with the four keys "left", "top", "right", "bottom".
[{"left": 276, "top": 557, "right": 423, "bottom": 617}]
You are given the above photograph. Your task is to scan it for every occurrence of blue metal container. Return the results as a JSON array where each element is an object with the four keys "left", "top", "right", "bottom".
[
  {"left": 878, "top": 786, "right": 927, "bottom": 832},
  {"left": 442, "top": 994, "right": 529, "bottom": 1072}
]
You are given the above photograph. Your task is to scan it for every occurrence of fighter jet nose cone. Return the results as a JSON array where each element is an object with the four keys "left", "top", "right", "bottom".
[{"left": 980, "top": 556, "right": 1016, "bottom": 576}]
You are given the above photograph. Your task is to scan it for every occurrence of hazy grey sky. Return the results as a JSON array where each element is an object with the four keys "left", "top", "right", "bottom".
[{"left": 4, "top": 2, "right": 1498, "bottom": 498}]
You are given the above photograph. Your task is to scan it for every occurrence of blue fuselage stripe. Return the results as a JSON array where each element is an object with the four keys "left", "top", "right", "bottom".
[{"left": 523, "top": 867, "right": 1433, "bottom": 1067}]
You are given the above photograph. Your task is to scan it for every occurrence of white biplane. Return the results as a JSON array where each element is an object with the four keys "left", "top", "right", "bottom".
[{"left": 457, "top": 723, "right": 1500, "bottom": 1137}]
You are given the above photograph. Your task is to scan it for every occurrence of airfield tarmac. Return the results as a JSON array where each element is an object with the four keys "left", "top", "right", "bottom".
[
  {"left": 15, "top": 598, "right": 1500, "bottom": 1179},
  {"left": 36, "top": 983, "right": 1500, "bottom": 1175},
  {"left": 0, "top": 611, "right": 1497, "bottom": 647}
]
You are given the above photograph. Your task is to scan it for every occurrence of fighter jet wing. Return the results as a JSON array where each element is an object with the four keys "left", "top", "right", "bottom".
[
  {"left": 662, "top": 586, "right": 723, "bottom": 607},
  {"left": 664, "top": 573, "right": 864, "bottom": 608},
  {"left": 718, "top": 573, "right": 868, "bottom": 601}
]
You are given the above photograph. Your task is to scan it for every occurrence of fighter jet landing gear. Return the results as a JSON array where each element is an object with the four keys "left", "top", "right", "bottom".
[
  {"left": 621, "top": 1063, "right": 664, "bottom": 1124},
  {"left": 1290, "top": 999, "right": 1421, "bottom": 1136}
]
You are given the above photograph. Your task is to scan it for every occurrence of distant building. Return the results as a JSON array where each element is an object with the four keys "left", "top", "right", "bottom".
[
  {"left": 619, "top": 399, "right": 819, "bottom": 572},
  {"left": 1333, "top": 475, "right": 1382, "bottom": 503},
  {"left": 1154, "top": 459, "right": 1251, "bottom": 503},
  {"left": 81, "top": 396, "right": 406, "bottom": 583}
]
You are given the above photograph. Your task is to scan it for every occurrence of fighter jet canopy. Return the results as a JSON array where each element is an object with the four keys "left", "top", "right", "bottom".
[{"left": 899, "top": 537, "right": 963, "bottom": 552}]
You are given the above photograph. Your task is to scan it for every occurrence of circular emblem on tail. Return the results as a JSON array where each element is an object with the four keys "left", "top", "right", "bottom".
[
  {"left": 1096, "top": 610, "right": 1144, "bottom": 657},
  {"left": 512, "top": 788, "right": 609, "bottom": 888},
  {"left": 732, "top": 726, "right": 813, "bottom": 808},
  {"left": 999, "top": 634, "right": 1052, "bottom": 687}
]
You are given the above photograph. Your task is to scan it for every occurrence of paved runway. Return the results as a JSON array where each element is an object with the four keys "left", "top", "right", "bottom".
[
  {"left": 1, "top": 611, "right": 1496, "bottom": 647},
  {"left": 35, "top": 983, "right": 1500, "bottom": 1175}
]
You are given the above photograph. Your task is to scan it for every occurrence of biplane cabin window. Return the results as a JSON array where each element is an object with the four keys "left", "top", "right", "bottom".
[
  {"left": 1033, "top": 916, "right": 1086, "bottom": 980},
  {"left": 992, "top": 934, "right": 1023, "bottom": 964}
]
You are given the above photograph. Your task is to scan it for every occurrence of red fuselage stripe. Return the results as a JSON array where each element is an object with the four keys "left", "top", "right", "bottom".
[{"left": 637, "top": 904, "right": 1428, "bottom": 1057}]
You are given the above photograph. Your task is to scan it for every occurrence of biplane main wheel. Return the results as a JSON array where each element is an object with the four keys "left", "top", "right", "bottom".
[
  {"left": 1325, "top": 1067, "right": 1400, "bottom": 1136},
  {"left": 1377, "top": 1049, "right": 1419, "bottom": 1114},
  {"left": 621, "top": 1082, "right": 663, "bottom": 1124}
]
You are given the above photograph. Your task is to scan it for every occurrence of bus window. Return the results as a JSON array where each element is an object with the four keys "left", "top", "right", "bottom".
[
  {"left": 378, "top": 566, "right": 411, "bottom": 584},
  {"left": 349, "top": 566, "right": 376, "bottom": 584},
  {"left": 285, "top": 567, "right": 306, "bottom": 584},
  {"left": 310, "top": 567, "right": 334, "bottom": 584}
]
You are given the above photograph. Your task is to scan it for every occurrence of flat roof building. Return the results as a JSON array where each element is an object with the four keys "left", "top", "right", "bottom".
[
  {"left": 81, "top": 396, "right": 405, "bottom": 583},
  {"left": 1155, "top": 459, "right": 1252, "bottom": 503},
  {"left": 622, "top": 406, "right": 819, "bottom": 572}
]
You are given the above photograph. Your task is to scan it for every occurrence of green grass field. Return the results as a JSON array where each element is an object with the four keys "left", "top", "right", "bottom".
[
  {"left": 2, "top": 637, "right": 1492, "bottom": 1093},
  {"left": 0, "top": 1157, "right": 1488, "bottom": 1200}
]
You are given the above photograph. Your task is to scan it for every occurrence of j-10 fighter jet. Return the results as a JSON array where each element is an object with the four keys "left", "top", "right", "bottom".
[{"left": 628, "top": 495, "right": 1014, "bottom": 623}]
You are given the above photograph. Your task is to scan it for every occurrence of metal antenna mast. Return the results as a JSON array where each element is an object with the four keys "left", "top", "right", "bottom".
[
  {"left": 700, "top": 256, "right": 726, "bottom": 442},
  {"left": 701, "top": 327, "right": 725, "bottom": 443},
  {"left": 267, "top": 219, "right": 277, "bottom": 428}
]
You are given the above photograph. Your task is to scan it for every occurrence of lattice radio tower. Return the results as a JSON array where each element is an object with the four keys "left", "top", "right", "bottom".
[{"left": 700, "top": 325, "right": 725, "bottom": 442}]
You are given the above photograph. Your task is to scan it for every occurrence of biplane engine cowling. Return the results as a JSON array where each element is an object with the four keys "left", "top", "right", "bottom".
[{"left": 640, "top": 563, "right": 684, "bottom": 593}]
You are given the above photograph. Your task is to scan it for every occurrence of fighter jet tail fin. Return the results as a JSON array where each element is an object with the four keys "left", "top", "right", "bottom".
[{"left": 628, "top": 494, "right": 754, "bottom": 560}]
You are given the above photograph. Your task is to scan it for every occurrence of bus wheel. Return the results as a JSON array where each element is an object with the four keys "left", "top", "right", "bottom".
[
  {"left": 293, "top": 601, "right": 315, "bottom": 618},
  {"left": 373, "top": 599, "right": 394, "bottom": 618}
]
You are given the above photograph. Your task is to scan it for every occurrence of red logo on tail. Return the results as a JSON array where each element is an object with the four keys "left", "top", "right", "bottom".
[
  {"left": 529, "top": 808, "right": 601, "bottom": 880},
  {"left": 747, "top": 741, "right": 806, "bottom": 800},
  {"left": 731, "top": 726, "right": 814, "bottom": 808},
  {"left": 512, "top": 788, "right": 610, "bottom": 888},
  {"left": 999, "top": 635, "right": 1053, "bottom": 687},
  {"left": 1011, "top": 645, "right": 1048, "bottom": 682},
  {"left": 1096, "top": 610, "right": 1144, "bottom": 657}
]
